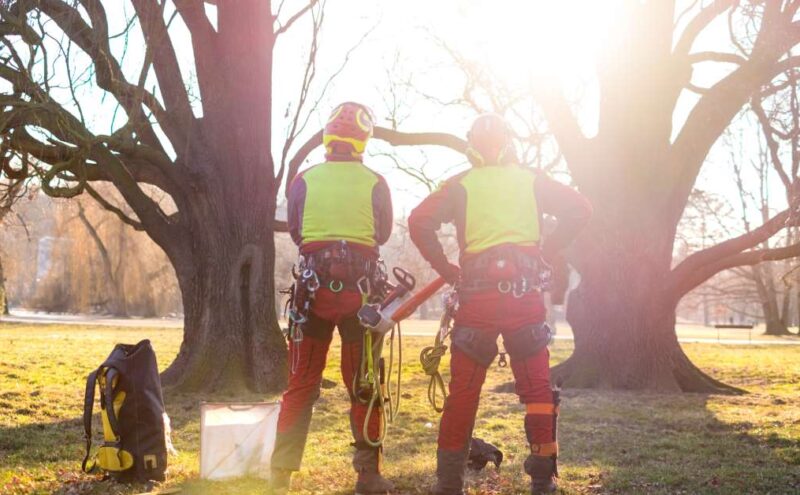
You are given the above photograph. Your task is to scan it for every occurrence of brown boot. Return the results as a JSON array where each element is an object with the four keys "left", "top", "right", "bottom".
[
  {"left": 524, "top": 455, "right": 558, "bottom": 495},
  {"left": 434, "top": 448, "right": 468, "bottom": 495},
  {"left": 353, "top": 447, "right": 394, "bottom": 494},
  {"left": 269, "top": 468, "right": 292, "bottom": 495}
]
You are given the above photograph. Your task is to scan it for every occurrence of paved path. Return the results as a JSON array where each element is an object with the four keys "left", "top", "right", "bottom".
[
  {"left": 3, "top": 310, "right": 800, "bottom": 345},
  {"left": 1, "top": 310, "right": 182, "bottom": 328}
]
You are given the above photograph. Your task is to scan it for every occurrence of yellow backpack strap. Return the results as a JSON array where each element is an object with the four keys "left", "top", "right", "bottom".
[
  {"left": 82, "top": 369, "right": 98, "bottom": 473},
  {"left": 102, "top": 368, "right": 122, "bottom": 439}
]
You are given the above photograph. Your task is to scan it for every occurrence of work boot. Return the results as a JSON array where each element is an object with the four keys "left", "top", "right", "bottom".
[
  {"left": 353, "top": 447, "right": 394, "bottom": 494},
  {"left": 268, "top": 468, "right": 292, "bottom": 495},
  {"left": 524, "top": 455, "right": 558, "bottom": 495},
  {"left": 434, "top": 448, "right": 468, "bottom": 495}
]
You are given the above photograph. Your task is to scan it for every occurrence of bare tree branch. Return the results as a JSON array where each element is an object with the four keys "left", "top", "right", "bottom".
[
  {"left": 687, "top": 51, "right": 747, "bottom": 65},
  {"left": 274, "top": 0, "right": 320, "bottom": 36},
  {"left": 673, "top": 0, "right": 738, "bottom": 57},
  {"left": 132, "top": 0, "right": 194, "bottom": 134},
  {"left": 673, "top": 240, "right": 800, "bottom": 299},
  {"left": 670, "top": 209, "right": 794, "bottom": 295}
]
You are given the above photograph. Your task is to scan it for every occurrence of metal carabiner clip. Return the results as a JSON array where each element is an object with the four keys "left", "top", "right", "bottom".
[
  {"left": 307, "top": 272, "right": 320, "bottom": 293},
  {"left": 497, "top": 280, "right": 512, "bottom": 294},
  {"left": 512, "top": 278, "right": 528, "bottom": 298},
  {"left": 357, "top": 276, "right": 370, "bottom": 297}
]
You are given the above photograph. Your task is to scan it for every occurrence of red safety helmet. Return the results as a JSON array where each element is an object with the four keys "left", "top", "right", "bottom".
[
  {"left": 323, "top": 102, "right": 375, "bottom": 159},
  {"left": 465, "top": 113, "right": 515, "bottom": 167}
]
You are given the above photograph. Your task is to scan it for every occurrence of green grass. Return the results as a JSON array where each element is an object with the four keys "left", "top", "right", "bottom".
[{"left": 0, "top": 323, "right": 798, "bottom": 495}]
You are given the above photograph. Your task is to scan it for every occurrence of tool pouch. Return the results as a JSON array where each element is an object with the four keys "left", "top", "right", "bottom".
[
  {"left": 451, "top": 326, "right": 498, "bottom": 368},
  {"left": 503, "top": 321, "right": 553, "bottom": 361}
]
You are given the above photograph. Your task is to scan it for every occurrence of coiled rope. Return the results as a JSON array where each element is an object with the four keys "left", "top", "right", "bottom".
[{"left": 420, "top": 298, "right": 455, "bottom": 413}]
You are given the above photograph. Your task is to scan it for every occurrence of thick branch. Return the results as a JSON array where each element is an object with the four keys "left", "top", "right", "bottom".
[
  {"left": 532, "top": 83, "right": 588, "bottom": 172},
  {"left": 669, "top": 209, "right": 791, "bottom": 294},
  {"left": 751, "top": 97, "right": 792, "bottom": 189},
  {"left": 85, "top": 184, "right": 145, "bottom": 231},
  {"left": 687, "top": 51, "right": 747, "bottom": 65},
  {"left": 673, "top": 0, "right": 737, "bottom": 57},
  {"left": 673, "top": 241, "right": 800, "bottom": 299},
  {"left": 283, "top": 126, "right": 467, "bottom": 197},
  {"left": 131, "top": 0, "right": 194, "bottom": 134},
  {"left": 174, "top": 0, "right": 218, "bottom": 109}
]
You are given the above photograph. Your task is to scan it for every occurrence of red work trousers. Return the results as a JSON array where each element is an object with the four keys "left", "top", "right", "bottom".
[
  {"left": 438, "top": 289, "right": 555, "bottom": 454},
  {"left": 271, "top": 288, "right": 381, "bottom": 471}
]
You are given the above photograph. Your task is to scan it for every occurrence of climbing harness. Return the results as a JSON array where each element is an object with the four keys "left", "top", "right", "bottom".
[
  {"left": 283, "top": 261, "right": 321, "bottom": 375},
  {"left": 283, "top": 241, "right": 387, "bottom": 375},
  {"left": 459, "top": 249, "right": 553, "bottom": 297},
  {"left": 420, "top": 289, "right": 458, "bottom": 413}
]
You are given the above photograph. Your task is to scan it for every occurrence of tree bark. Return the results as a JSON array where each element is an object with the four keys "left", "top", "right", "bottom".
[
  {"left": 160, "top": 226, "right": 287, "bottom": 393},
  {"left": 753, "top": 264, "right": 791, "bottom": 336},
  {"left": 0, "top": 254, "right": 7, "bottom": 315},
  {"left": 555, "top": 205, "right": 740, "bottom": 393}
]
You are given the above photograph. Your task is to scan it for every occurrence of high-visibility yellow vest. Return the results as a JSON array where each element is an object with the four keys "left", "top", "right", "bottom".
[
  {"left": 460, "top": 165, "right": 540, "bottom": 254},
  {"left": 301, "top": 161, "right": 379, "bottom": 247}
]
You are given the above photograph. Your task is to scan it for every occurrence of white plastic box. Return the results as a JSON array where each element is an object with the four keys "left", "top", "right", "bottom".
[{"left": 199, "top": 402, "right": 281, "bottom": 480}]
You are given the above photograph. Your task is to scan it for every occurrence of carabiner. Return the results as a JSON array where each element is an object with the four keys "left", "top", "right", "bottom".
[
  {"left": 357, "top": 276, "right": 371, "bottom": 297},
  {"left": 307, "top": 272, "right": 320, "bottom": 292},
  {"left": 329, "top": 280, "right": 344, "bottom": 293}
]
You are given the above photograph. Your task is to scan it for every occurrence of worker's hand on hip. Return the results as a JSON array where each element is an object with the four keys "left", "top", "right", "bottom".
[{"left": 439, "top": 263, "right": 461, "bottom": 286}]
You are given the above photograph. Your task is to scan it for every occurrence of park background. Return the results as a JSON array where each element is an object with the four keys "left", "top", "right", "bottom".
[{"left": 1, "top": 0, "right": 799, "bottom": 494}]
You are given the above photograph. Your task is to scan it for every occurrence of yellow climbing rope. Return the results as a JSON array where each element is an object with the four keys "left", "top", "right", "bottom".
[
  {"left": 420, "top": 291, "right": 457, "bottom": 413},
  {"left": 359, "top": 322, "right": 403, "bottom": 448}
]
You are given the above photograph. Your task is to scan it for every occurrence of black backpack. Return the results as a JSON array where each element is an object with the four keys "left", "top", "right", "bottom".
[{"left": 82, "top": 339, "right": 168, "bottom": 482}]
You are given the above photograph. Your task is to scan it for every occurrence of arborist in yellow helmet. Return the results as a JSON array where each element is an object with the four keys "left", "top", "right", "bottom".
[
  {"left": 270, "top": 102, "right": 394, "bottom": 495},
  {"left": 408, "top": 113, "right": 592, "bottom": 495}
]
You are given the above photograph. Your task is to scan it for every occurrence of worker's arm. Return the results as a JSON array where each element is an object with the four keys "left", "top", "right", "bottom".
[
  {"left": 287, "top": 175, "right": 306, "bottom": 247},
  {"left": 408, "top": 182, "right": 461, "bottom": 284},
  {"left": 373, "top": 174, "right": 393, "bottom": 246},
  {"left": 534, "top": 173, "right": 592, "bottom": 261}
]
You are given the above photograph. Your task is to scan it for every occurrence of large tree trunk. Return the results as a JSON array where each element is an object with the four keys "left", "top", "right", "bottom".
[
  {"left": 158, "top": 5, "right": 287, "bottom": 393},
  {"left": 556, "top": 131, "right": 743, "bottom": 393},
  {"left": 160, "top": 225, "right": 287, "bottom": 393},
  {"left": 555, "top": 211, "right": 739, "bottom": 393}
]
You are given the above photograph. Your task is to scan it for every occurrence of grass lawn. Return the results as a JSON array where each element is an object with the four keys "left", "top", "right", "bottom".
[{"left": 0, "top": 322, "right": 798, "bottom": 495}]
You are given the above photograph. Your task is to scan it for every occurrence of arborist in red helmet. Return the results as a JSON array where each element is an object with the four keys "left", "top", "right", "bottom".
[
  {"left": 408, "top": 114, "right": 592, "bottom": 495},
  {"left": 270, "top": 102, "right": 394, "bottom": 495}
]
